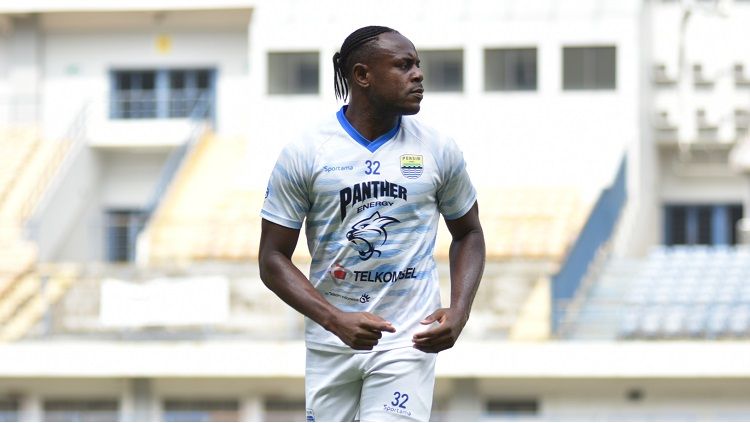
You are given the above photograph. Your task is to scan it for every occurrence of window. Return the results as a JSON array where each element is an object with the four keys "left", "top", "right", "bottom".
[
  {"left": 112, "top": 71, "right": 157, "bottom": 118},
  {"left": 735, "top": 64, "right": 750, "bottom": 86},
  {"left": 105, "top": 209, "right": 146, "bottom": 262},
  {"left": 485, "top": 48, "right": 537, "bottom": 91},
  {"left": 264, "top": 399, "right": 305, "bottom": 422},
  {"left": 736, "top": 109, "right": 750, "bottom": 137},
  {"left": 268, "top": 52, "right": 319, "bottom": 95},
  {"left": 43, "top": 400, "right": 119, "bottom": 422},
  {"left": 0, "top": 399, "right": 19, "bottom": 422},
  {"left": 563, "top": 46, "right": 616, "bottom": 90},
  {"left": 163, "top": 400, "right": 239, "bottom": 422},
  {"left": 111, "top": 69, "right": 214, "bottom": 119},
  {"left": 664, "top": 204, "right": 744, "bottom": 246},
  {"left": 420, "top": 49, "right": 463, "bottom": 92},
  {"left": 485, "top": 399, "right": 539, "bottom": 418},
  {"left": 168, "top": 69, "right": 212, "bottom": 118}
]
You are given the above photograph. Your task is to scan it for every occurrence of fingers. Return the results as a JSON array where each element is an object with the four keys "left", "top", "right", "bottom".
[
  {"left": 413, "top": 325, "right": 456, "bottom": 353},
  {"left": 413, "top": 339, "right": 455, "bottom": 354},
  {"left": 339, "top": 312, "right": 397, "bottom": 350},
  {"left": 412, "top": 311, "right": 459, "bottom": 353},
  {"left": 412, "top": 325, "right": 449, "bottom": 344},
  {"left": 420, "top": 309, "right": 447, "bottom": 325},
  {"left": 420, "top": 316, "right": 437, "bottom": 325},
  {"left": 361, "top": 313, "right": 396, "bottom": 333}
]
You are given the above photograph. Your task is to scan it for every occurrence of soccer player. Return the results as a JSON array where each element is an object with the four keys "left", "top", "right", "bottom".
[{"left": 259, "top": 25, "right": 485, "bottom": 422}]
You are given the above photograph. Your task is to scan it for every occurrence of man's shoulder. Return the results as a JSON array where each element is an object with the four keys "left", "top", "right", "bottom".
[
  {"left": 401, "top": 116, "right": 454, "bottom": 147},
  {"left": 284, "top": 113, "right": 341, "bottom": 153}
]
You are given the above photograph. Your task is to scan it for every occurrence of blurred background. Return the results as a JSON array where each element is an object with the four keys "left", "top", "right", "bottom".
[{"left": 1, "top": 0, "right": 750, "bottom": 420}]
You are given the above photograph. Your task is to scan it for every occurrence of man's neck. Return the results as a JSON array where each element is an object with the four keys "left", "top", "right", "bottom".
[{"left": 344, "top": 102, "right": 400, "bottom": 142}]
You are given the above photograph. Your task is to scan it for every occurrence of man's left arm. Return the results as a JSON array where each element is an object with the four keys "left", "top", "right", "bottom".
[{"left": 412, "top": 201, "right": 485, "bottom": 353}]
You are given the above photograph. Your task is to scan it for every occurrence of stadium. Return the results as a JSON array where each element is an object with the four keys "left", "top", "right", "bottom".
[{"left": 1, "top": 0, "right": 750, "bottom": 420}]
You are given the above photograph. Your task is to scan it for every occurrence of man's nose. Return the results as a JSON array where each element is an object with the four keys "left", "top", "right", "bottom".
[{"left": 412, "top": 67, "right": 424, "bottom": 82}]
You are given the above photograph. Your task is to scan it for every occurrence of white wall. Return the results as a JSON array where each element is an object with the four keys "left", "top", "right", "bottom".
[
  {"left": 242, "top": 0, "right": 642, "bottom": 201},
  {"left": 31, "top": 148, "right": 169, "bottom": 262},
  {"left": 39, "top": 10, "right": 251, "bottom": 139},
  {"left": 29, "top": 145, "right": 100, "bottom": 262},
  {"left": 98, "top": 150, "right": 169, "bottom": 208},
  {"left": 650, "top": 2, "right": 750, "bottom": 144}
]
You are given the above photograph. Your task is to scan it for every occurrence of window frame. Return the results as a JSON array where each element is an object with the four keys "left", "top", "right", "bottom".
[
  {"left": 267, "top": 51, "right": 321, "bottom": 95},
  {"left": 664, "top": 204, "right": 743, "bottom": 246},
  {"left": 484, "top": 47, "right": 538, "bottom": 92},
  {"left": 419, "top": 49, "right": 464, "bottom": 93},
  {"left": 562, "top": 45, "right": 617, "bottom": 91},
  {"left": 110, "top": 68, "right": 215, "bottom": 120}
]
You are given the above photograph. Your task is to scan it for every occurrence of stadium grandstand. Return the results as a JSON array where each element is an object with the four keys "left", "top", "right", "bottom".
[{"left": 1, "top": 0, "right": 750, "bottom": 421}]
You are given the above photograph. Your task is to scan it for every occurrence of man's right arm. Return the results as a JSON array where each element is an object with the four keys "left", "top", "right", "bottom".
[{"left": 258, "top": 218, "right": 395, "bottom": 350}]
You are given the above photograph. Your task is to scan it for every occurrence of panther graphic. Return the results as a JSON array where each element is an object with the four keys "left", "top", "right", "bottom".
[{"left": 345, "top": 211, "right": 400, "bottom": 261}]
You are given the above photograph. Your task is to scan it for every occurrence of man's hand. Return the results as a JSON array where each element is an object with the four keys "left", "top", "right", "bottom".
[
  {"left": 411, "top": 308, "right": 468, "bottom": 353},
  {"left": 328, "top": 311, "right": 396, "bottom": 350}
]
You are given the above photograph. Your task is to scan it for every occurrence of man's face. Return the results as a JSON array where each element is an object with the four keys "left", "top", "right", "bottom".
[{"left": 364, "top": 32, "right": 424, "bottom": 115}]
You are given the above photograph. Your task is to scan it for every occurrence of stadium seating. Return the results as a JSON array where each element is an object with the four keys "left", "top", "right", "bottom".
[
  {"left": 0, "top": 128, "right": 38, "bottom": 208},
  {"left": 0, "top": 128, "right": 81, "bottom": 342},
  {"left": 141, "top": 133, "right": 294, "bottom": 264},
  {"left": 141, "top": 133, "right": 587, "bottom": 265},
  {"left": 0, "top": 264, "right": 79, "bottom": 342},
  {"left": 437, "top": 187, "right": 587, "bottom": 261},
  {"left": 569, "top": 245, "right": 750, "bottom": 340}
]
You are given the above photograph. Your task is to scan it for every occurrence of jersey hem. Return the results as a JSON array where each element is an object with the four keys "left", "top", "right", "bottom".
[
  {"left": 305, "top": 339, "right": 415, "bottom": 354},
  {"left": 260, "top": 210, "right": 303, "bottom": 230},
  {"left": 443, "top": 194, "right": 477, "bottom": 221}
]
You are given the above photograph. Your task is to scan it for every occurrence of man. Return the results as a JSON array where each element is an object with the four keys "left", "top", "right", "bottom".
[{"left": 259, "top": 25, "right": 485, "bottom": 422}]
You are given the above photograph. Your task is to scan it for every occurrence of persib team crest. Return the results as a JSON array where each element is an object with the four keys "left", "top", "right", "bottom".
[{"left": 400, "top": 154, "right": 423, "bottom": 179}]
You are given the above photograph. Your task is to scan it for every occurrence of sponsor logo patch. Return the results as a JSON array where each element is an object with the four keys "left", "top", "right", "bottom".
[
  {"left": 323, "top": 164, "right": 354, "bottom": 173},
  {"left": 329, "top": 263, "right": 352, "bottom": 281},
  {"left": 400, "top": 154, "right": 423, "bottom": 179}
]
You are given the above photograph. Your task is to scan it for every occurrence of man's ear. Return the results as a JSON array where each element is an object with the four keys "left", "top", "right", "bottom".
[{"left": 351, "top": 63, "right": 370, "bottom": 89}]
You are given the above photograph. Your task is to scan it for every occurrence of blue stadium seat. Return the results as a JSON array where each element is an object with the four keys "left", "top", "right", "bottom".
[
  {"left": 640, "top": 307, "right": 663, "bottom": 338},
  {"left": 683, "top": 305, "right": 709, "bottom": 338},
  {"left": 727, "top": 305, "right": 750, "bottom": 337},
  {"left": 705, "top": 304, "right": 732, "bottom": 338},
  {"left": 662, "top": 305, "right": 688, "bottom": 338}
]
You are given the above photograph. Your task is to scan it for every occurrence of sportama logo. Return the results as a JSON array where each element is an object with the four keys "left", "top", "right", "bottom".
[{"left": 346, "top": 211, "right": 399, "bottom": 260}]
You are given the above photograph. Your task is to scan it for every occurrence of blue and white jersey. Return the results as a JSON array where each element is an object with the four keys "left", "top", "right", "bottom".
[{"left": 261, "top": 106, "right": 477, "bottom": 352}]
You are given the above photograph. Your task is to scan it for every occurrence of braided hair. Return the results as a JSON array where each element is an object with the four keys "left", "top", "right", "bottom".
[{"left": 333, "top": 26, "right": 398, "bottom": 101}]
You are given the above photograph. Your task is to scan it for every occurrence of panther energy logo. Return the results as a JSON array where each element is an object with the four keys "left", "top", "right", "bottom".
[{"left": 345, "top": 211, "right": 399, "bottom": 260}]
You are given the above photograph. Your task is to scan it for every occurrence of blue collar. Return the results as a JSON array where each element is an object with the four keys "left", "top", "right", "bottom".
[{"left": 336, "top": 106, "right": 401, "bottom": 153}]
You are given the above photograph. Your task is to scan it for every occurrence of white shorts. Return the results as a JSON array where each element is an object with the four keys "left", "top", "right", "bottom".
[{"left": 305, "top": 346, "right": 437, "bottom": 422}]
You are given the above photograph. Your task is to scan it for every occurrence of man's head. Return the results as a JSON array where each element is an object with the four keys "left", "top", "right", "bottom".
[{"left": 333, "top": 26, "right": 424, "bottom": 115}]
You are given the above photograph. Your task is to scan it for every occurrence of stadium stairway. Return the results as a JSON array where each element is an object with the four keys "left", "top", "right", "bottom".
[
  {"left": 442, "top": 187, "right": 589, "bottom": 339},
  {"left": 559, "top": 255, "right": 644, "bottom": 340},
  {"left": 0, "top": 128, "right": 81, "bottom": 343},
  {"left": 0, "top": 264, "right": 79, "bottom": 342},
  {"left": 437, "top": 186, "right": 588, "bottom": 261},
  {"left": 141, "top": 133, "right": 291, "bottom": 264}
]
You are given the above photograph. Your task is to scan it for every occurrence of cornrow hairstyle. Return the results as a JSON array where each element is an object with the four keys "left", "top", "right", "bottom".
[{"left": 333, "top": 25, "right": 398, "bottom": 101}]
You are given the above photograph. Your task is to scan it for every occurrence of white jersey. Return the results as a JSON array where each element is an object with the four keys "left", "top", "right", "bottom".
[{"left": 261, "top": 106, "right": 476, "bottom": 352}]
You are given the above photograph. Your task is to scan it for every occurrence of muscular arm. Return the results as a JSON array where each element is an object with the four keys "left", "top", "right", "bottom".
[
  {"left": 412, "top": 201, "right": 485, "bottom": 353},
  {"left": 258, "top": 219, "right": 395, "bottom": 350}
]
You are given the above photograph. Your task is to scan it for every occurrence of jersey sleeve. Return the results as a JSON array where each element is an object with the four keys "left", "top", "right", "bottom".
[
  {"left": 260, "top": 142, "right": 311, "bottom": 229},
  {"left": 436, "top": 138, "right": 477, "bottom": 220}
]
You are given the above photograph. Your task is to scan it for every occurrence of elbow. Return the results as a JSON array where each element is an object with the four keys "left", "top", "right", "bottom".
[{"left": 258, "top": 248, "right": 273, "bottom": 288}]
